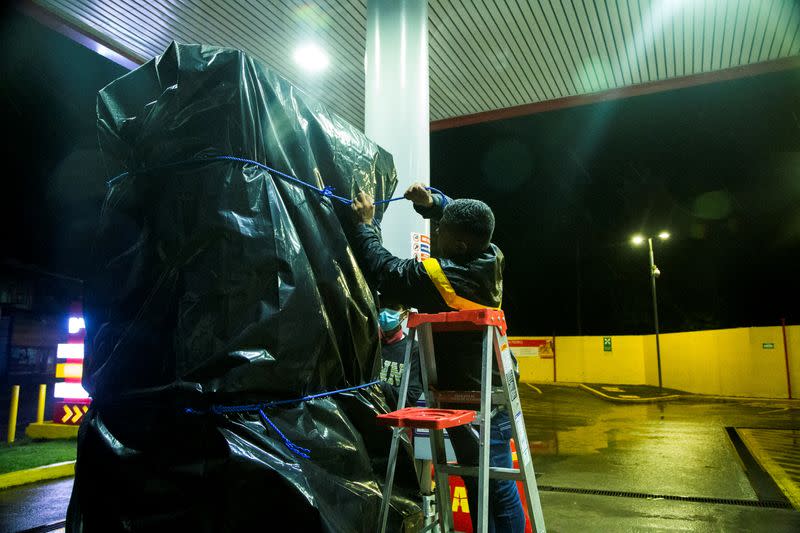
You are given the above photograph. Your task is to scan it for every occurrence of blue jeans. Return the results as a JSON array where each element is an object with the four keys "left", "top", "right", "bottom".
[{"left": 447, "top": 409, "right": 526, "bottom": 533}]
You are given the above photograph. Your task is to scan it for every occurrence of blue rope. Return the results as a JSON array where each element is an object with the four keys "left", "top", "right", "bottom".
[
  {"left": 107, "top": 154, "right": 444, "bottom": 206},
  {"left": 186, "top": 379, "right": 382, "bottom": 459},
  {"left": 259, "top": 408, "right": 312, "bottom": 459}
]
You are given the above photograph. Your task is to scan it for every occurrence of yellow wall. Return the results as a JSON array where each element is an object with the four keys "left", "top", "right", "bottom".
[
  {"left": 653, "top": 326, "right": 793, "bottom": 398},
  {"left": 517, "top": 355, "right": 553, "bottom": 383},
  {"left": 518, "top": 324, "right": 799, "bottom": 399},
  {"left": 554, "top": 336, "right": 646, "bottom": 385},
  {"left": 788, "top": 326, "right": 800, "bottom": 400}
]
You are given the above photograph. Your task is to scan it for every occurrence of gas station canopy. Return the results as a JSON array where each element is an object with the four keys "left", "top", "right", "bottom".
[{"left": 28, "top": 0, "right": 800, "bottom": 129}]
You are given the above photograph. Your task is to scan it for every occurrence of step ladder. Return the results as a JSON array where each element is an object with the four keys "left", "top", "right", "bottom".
[{"left": 376, "top": 309, "right": 546, "bottom": 532}]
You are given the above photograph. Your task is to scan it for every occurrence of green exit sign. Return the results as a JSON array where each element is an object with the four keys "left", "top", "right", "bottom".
[
  {"left": 762, "top": 343, "right": 775, "bottom": 349},
  {"left": 603, "top": 337, "right": 612, "bottom": 352}
]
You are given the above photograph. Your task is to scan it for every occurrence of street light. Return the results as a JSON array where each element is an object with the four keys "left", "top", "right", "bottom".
[{"left": 632, "top": 231, "right": 670, "bottom": 389}]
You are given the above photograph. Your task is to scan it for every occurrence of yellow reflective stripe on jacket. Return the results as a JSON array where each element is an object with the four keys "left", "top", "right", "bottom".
[{"left": 421, "top": 258, "right": 500, "bottom": 311}]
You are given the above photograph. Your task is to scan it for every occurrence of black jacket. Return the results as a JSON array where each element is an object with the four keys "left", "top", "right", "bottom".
[
  {"left": 379, "top": 335, "right": 423, "bottom": 408},
  {"left": 352, "top": 193, "right": 506, "bottom": 390},
  {"left": 353, "top": 194, "right": 504, "bottom": 311}
]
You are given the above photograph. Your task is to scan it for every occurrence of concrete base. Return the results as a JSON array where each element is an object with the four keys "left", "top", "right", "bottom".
[{"left": 25, "top": 422, "right": 79, "bottom": 440}]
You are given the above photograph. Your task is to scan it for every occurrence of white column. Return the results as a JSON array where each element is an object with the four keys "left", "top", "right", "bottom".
[{"left": 365, "top": 0, "right": 430, "bottom": 258}]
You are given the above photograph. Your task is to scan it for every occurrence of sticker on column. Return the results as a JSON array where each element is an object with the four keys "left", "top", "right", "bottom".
[
  {"left": 411, "top": 232, "right": 430, "bottom": 262},
  {"left": 514, "top": 411, "right": 531, "bottom": 464}
]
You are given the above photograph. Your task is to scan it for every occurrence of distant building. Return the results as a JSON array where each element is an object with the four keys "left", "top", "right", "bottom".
[{"left": 0, "top": 262, "right": 83, "bottom": 386}]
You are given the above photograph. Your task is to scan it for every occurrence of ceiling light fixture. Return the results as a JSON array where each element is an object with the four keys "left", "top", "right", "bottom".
[{"left": 293, "top": 43, "right": 329, "bottom": 73}]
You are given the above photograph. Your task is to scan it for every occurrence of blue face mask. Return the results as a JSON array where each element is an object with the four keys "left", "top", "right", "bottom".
[{"left": 378, "top": 309, "right": 403, "bottom": 332}]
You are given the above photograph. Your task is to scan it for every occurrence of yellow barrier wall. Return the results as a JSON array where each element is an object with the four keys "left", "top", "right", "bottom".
[
  {"left": 555, "top": 336, "right": 647, "bottom": 385},
  {"left": 518, "top": 324, "right": 799, "bottom": 399},
  {"left": 516, "top": 335, "right": 646, "bottom": 385},
  {"left": 516, "top": 354, "right": 554, "bottom": 383},
  {"left": 789, "top": 326, "right": 800, "bottom": 400},
  {"left": 653, "top": 327, "right": 794, "bottom": 398}
]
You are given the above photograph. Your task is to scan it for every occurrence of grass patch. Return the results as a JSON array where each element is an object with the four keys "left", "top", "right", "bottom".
[{"left": 0, "top": 438, "right": 77, "bottom": 474}]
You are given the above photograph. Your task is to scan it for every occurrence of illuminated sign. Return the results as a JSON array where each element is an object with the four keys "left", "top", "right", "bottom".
[
  {"left": 52, "top": 302, "right": 91, "bottom": 424},
  {"left": 56, "top": 363, "right": 83, "bottom": 379},
  {"left": 57, "top": 343, "right": 84, "bottom": 360},
  {"left": 68, "top": 317, "right": 86, "bottom": 334},
  {"left": 54, "top": 381, "right": 90, "bottom": 400}
]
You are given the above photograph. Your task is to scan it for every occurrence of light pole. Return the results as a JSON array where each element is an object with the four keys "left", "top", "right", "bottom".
[{"left": 632, "top": 231, "right": 670, "bottom": 390}]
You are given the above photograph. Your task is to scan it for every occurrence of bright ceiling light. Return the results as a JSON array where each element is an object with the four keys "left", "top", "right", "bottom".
[
  {"left": 658, "top": 231, "right": 671, "bottom": 240},
  {"left": 631, "top": 235, "right": 645, "bottom": 245},
  {"left": 293, "top": 43, "right": 329, "bottom": 73}
]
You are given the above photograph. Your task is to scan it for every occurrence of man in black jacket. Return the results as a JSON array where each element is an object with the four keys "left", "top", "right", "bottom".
[{"left": 351, "top": 184, "right": 525, "bottom": 533}]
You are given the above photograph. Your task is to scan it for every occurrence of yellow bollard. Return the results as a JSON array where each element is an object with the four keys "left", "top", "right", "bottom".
[
  {"left": 7, "top": 385, "right": 20, "bottom": 444},
  {"left": 37, "top": 384, "right": 47, "bottom": 424}
]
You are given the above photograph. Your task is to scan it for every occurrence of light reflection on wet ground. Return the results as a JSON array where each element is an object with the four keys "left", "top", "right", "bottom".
[
  {"left": 1, "top": 386, "right": 798, "bottom": 532},
  {"left": 521, "top": 384, "right": 800, "bottom": 531}
]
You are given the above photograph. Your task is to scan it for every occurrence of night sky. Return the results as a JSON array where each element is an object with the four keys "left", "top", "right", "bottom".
[
  {"left": 431, "top": 68, "right": 800, "bottom": 335},
  {"left": 2, "top": 10, "right": 799, "bottom": 336}
]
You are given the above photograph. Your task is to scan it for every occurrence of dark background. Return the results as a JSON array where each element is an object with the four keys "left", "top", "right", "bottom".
[
  {"left": 431, "top": 69, "right": 800, "bottom": 336},
  {"left": 2, "top": 10, "right": 799, "bottom": 337}
]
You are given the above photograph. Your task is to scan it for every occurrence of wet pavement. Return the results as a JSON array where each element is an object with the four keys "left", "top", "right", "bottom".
[
  {"left": 0, "top": 384, "right": 798, "bottom": 532},
  {"left": 0, "top": 477, "right": 71, "bottom": 533},
  {"left": 522, "top": 383, "right": 800, "bottom": 532}
]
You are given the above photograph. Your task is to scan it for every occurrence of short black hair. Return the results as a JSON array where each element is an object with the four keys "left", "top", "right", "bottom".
[{"left": 439, "top": 198, "right": 495, "bottom": 252}]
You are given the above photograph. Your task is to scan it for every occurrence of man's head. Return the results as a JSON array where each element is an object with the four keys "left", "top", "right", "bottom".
[{"left": 435, "top": 199, "right": 495, "bottom": 258}]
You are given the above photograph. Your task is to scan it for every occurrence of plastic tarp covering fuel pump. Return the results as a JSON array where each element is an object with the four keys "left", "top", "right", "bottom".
[{"left": 68, "top": 42, "right": 422, "bottom": 532}]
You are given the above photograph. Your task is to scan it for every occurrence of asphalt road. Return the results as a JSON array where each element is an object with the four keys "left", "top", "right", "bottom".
[{"left": 1, "top": 384, "right": 798, "bottom": 532}]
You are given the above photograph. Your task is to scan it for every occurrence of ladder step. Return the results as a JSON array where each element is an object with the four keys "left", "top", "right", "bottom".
[
  {"left": 407, "top": 309, "right": 508, "bottom": 335},
  {"left": 433, "top": 390, "right": 507, "bottom": 405},
  {"left": 438, "top": 464, "right": 525, "bottom": 481},
  {"left": 377, "top": 408, "right": 476, "bottom": 429}
]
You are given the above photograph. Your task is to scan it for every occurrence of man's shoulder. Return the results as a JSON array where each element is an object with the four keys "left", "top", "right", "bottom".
[{"left": 429, "top": 247, "right": 503, "bottom": 308}]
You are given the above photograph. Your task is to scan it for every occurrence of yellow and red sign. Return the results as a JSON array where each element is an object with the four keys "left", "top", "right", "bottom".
[
  {"left": 446, "top": 438, "right": 534, "bottom": 532},
  {"left": 55, "top": 401, "right": 89, "bottom": 425},
  {"left": 509, "top": 337, "right": 554, "bottom": 359}
]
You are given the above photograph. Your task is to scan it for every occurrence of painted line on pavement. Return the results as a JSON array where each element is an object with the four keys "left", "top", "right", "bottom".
[{"left": 579, "top": 383, "right": 682, "bottom": 402}]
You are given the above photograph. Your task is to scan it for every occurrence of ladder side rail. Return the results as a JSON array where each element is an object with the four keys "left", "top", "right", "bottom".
[
  {"left": 476, "top": 325, "right": 495, "bottom": 532},
  {"left": 438, "top": 464, "right": 523, "bottom": 480},
  {"left": 395, "top": 326, "right": 418, "bottom": 410},
  {"left": 417, "top": 322, "right": 455, "bottom": 532},
  {"left": 493, "top": 329, "right": 547, "bottom": 533},
  {"left": 378, "top": 326, "right": 420, "bottom": 532}
]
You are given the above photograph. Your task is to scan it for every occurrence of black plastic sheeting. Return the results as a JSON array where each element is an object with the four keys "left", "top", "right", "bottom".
[{"left": 68, "top": 42, "right": 421, "bottom": 532}]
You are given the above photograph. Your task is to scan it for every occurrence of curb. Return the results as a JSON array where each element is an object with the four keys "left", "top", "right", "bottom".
[
  {"left": 579, "top": 383, "right": 684, "bottom": 403},
  {"left": 736, "top": 428, "right": 800, "bottom": 510},
  {"left": 0, "top": 461, "right": 76, "bottom": 490},
  {"left": 524, "top": 382, "right": 800, "bottom": 404},
  {"left": 682, "top": 394, "right": 800, "bottom": 405}
]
